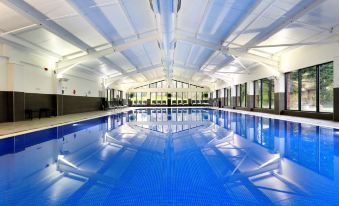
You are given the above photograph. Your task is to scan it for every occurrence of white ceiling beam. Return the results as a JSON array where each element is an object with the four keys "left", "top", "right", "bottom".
[
  {"left": 0, "top": 31, "right": 61, "bottom": 59},
  {"left": 105, "top": 64, "right": 163, "bottom": 85},
  {"left": 56, "top": 35, "right": 158, "bottom": 69},
  {"left": 99, "top": 57, "right": 125, "bottom": 74},
  {"left": 67, "top": 0, "right": 153, "bottom": 80},
  {"left": 240, "top": 39, "right": 339, "bottom": 49},
  {"left": 77, "top": 64, "right": 105, "bottom": 76},
  {"left": 1, "top": 0, "right": 90, "bottom": 51},
  {"left": 2, "top": 0, "right": 126, "bottom": 75},
  {"left": 204, "top": 55, "right": 234, "bottom": 73},
  {"left": 177, "top": 35, "right": 279, "bottom": 67},
  {"left": 216, "top": 0, "right": 322, "bottom": 75},
  {"left": 243, "top": 0, "right": 324, "bottom": 49},
  {"left": 198, "top": 0, "right": 263, "bottom": 71}
]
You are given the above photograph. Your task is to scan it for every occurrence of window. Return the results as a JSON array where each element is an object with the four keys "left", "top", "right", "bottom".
[
  {"left": 235, "top": 84, "right": 247, "bottom": 107},
  {"left": 319, "top": 62, "right": 333, "bottom": 112},
  {"left": 240, "top": 83, "right": 247, "bottom": 107},
  {"left": 285, "top": 62, "right": 333, "bottom": 113},
  {"left": 286, "top": 71, "right": 299, "bottom": 110},
  {"left": 300, "top": 66, "right": 317, "bottom": 111},
  {"left": 262, "top": 79, "right": 270, "bottom": 108},
  {"left": 236, "top": 85, "right": 241, "bottom": 107},
  {"left": 254, "top": 78, "right": 274, "bottom": 109},
  {"left": 254, "top": 80, "right": 261, "bottom": 108}
]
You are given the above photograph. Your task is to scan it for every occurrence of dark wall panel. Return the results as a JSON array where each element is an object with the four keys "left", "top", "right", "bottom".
[
  {"left": 247, "top": 95, "right": 254, "bottom": 109},
  {"left": 25, "top": 93, "right": 57, "bottom": 117},
  {"left": 274, "top": 92, "right": 285, "bottom": 115},
  {"left": 0, "top": 91, "right": 9, "bottom": 122},
  {"left": 334, "top": 88, "right": 339, "bottom": 121},
  {"left": 25, "top": 93, "right": 56, "bottom": 111},
  {"left": 61, "top": 95, "right": 103, "bottom": 115},
  {"left": 14, "top": 92, "right": 25, "bottom": 121},
  {"left": 0, "top": 92, "right": 104, "bottom": 122}
]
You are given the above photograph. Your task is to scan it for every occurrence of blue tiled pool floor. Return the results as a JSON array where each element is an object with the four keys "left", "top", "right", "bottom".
[{"left": 1, "top": 108, "right": 339, "bottom": 205}]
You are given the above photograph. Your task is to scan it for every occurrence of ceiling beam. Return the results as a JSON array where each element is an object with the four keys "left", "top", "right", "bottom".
[
  {"left": 1, "top": 0, "right": 90, "bottom": 51},
  {"left": 105, "top": 64, "right": 163, "bottom": 86},
  {"left": 0, "top": 31, "right": 61, "bottom": 59},
  {"left": 2, "top": 0, "right": 127, "bottom": 75},
  {"left": 56, "top": 35, "right": 158, "bottom": 69},
  {"left": 243, "top": 0, "right": 324, "bottom": 49},
  {"left": 198, "top": 0, "right": 263, "bottom": 72},
  {"left": 67, "top": 0, "right": 157, "bottom": 81},
  {"left": 177, "top": 35, "right": 279, "bottom": 67}
]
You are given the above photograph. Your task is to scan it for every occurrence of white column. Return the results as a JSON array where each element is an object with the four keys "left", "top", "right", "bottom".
[
  {"left": 275, "top": 74, "right": 285, "bottom": 93},
  {"left": 231, "top": 85, "right": 237, "bottom": 97},
  {"left": 247, "top": 81, "right": 254, "bottom": 95},
  {"left": 0, "top": 56, "right": 8, "bottom": 91},
  {"left": 7, "top": 61, "right": 25, "bottom": 92}
]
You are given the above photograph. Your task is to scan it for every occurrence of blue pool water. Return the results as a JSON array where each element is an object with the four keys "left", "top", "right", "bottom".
[{"left": 1, "top": 108, "right": 339, "bottom": 206}]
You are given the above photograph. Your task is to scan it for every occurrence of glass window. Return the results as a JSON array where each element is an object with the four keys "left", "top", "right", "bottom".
[
  {"left": 262, "top": 79, "right": 270, "bottom": 109},
  {"left": 286, "top": 71, "right": 299, "bottom": 110},
  {"left": 300, "top": 66, "right": 317, "bottom": 111},
  {"left": 319, "top": 62, "right": 333, "bottom": 112},
  {"left": 236, "top": 85, "right": 241, "bottom": 107},
  {"left": 285, "top": 62, "right": 333, "bottom": 113},
  {"left": 254, "top": 80, "right": 261, "bottom": 108},
  {"left": 240, "top": 84, "right": 246, "bottom": 107}
]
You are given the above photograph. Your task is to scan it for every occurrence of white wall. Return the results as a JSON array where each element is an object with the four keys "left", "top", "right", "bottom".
[
  {"left": 59, "top": 73, "right": 101, "bottom": 97},
  {"left": 0, "top": 43, "right": 104, "bottom": 97},
  {"left": 0, "top": 56, "right": 7, "bottom": 91},
  {"left": 214, "top": 35, "right": 339, "bottom": 93},
  {"left": 280, "top": 35, "right": 339, "bottom": 88}
]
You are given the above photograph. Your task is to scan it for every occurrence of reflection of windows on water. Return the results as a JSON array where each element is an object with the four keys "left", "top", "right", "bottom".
[
  {"left": 112, "top": 109, "right": 336, "bottom": 179},
  {"left": 285, "top": 122, "right": 334, "bottom": 179}
]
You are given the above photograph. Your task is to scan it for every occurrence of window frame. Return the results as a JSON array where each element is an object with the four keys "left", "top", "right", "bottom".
[
  {"left": 254, "top": 78, "right": 274, "bottom": 109},
  {"left": 284, "top": 61, "right": 333, "bottom": 113}
]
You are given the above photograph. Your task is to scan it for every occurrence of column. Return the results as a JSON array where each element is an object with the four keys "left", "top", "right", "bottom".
[
  {"left": 231, "top": 85, "right": 236, "bottom": 108},
  {"left": 247, "top": 81, "right": 254, "bottom": 110},
  {"left": 333, "top": 57, "right": 339, "bottom": 121},
  {"left": 7, "top": 61, "right": 25, "bottom": 121}
]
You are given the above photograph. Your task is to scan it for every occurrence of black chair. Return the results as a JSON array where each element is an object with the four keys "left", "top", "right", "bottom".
[
  {"left": 25, "top": 109, "right": 33, "bottom": 120},
  {"left": 152, "top": 100, "right": 156, "bottom": 105},
  {"left": 162, "top": 100, "right": 166, "bottom": 105},
  {"left": 172, "top": 100, "right": 177, "bottom": 105},
  {"left": 183, "top": 100, "right": 188, "bottom": 105},
  {"left": 39, "top": 108, "right": 51, "bottom": 119},
  {"left": 192, "top": 100, "right": 196, "bottom": 105}
]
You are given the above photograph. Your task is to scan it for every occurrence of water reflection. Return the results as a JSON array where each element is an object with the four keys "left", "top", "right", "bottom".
[{"left": 0, "top": 108, "right": 339, "bottom": 205}]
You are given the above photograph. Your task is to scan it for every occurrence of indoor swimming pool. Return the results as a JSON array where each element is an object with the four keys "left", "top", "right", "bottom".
[{"left": 1, "top": 108, "right": 339, "bottom": 206}]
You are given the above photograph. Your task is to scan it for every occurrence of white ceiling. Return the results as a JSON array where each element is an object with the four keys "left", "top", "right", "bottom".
[{"left": 0, "top": 0, "right": 338, "bottom": 89}]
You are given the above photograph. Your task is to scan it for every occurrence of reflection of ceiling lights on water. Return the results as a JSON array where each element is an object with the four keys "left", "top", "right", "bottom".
[{"left": 57, "top": 155, "right": 78, "bottom": 169}]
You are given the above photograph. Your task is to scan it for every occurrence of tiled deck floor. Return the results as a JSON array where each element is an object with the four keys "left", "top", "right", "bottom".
[{"left": 1, "top": 106, "right": 339, "bottom": 139}]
